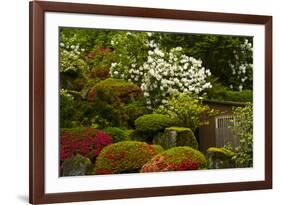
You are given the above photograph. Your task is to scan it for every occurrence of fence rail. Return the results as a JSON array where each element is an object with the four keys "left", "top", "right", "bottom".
[{"left": 215, "top": 115, "right": 239, "bottom": 148}]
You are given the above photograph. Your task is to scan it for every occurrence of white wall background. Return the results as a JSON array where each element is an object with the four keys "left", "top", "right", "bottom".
[{"left": 0, "top": 0, "right": 279, "bottom": 204}]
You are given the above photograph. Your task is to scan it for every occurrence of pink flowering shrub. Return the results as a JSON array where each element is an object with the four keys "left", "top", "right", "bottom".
[{"left": 60, "top": 128, "right": 112, "bottom": 162}]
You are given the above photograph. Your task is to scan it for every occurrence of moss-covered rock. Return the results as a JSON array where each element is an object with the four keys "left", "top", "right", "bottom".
[
  {"left": 206, "top": 147, "right": 235, "bottom": 169},
  {"left": 62, "top": 154, "right": 93, "bottom": 176},
  {"left": 153, "top": 127, "right": 198, "bottom": 150},
  {"left": 135, "top": 114, "right": 174, "bottom": 133},
  {"left": 141, "top": 146, "right": 207, "bottom": 172},
  {"left": 95, "top": 141, "right": 160, "bottom": 174}
]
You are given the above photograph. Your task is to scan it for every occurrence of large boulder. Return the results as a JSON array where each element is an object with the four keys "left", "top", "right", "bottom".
[
  {"left": 62, "top": 154, "right": 93, "bottom": 176},
  {"left": 206, "top": 147, "right": 235, "bottom": 169},
  {"left": 153, "top": 127, "right": 198, "bottom": 150}
]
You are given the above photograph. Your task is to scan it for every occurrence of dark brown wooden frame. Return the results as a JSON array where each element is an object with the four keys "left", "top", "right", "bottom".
[{"left": 29, "top": 1, "right": 272, "bottom": 204}]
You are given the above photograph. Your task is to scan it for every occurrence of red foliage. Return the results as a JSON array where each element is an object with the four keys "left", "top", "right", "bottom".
[
  {"left": 94, "top": 169, "right": 115, "bottom": 175},
  {"left": 91, "top": 67, "right": 109, "bottom": 79},
  {"left": 60, "top": 128, "right": 112, "bottom": 161},
  {"left": 141, "top": 156, "right": 201, "bottom": 172},
  {"left": 86, "top": 47, "right": 112, "bottom": 60}
]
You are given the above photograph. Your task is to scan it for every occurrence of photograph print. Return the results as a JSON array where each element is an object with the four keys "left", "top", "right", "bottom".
[{"left": 59, "top": 27, "right": 253, "bottom": 177}]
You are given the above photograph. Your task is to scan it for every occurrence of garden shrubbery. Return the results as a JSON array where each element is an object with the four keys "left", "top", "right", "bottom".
[
  {"left": 155, "top": 93, "right": 217, "bottom": 132},
  {"left": 60, "top": 127, "right": 112, "bottom": 161},
  {"left": 124, "top": 100, "right": 149, "bottom": 127},
  {"left": 58, "top": 28, "right": 254, "bottom": 176},
  {"left": 87, "top": 78, "right": 144, "bottom": 128},
  {"left": 102, "top": 127, "right": 130, "bottom": 143},
  {"left": 141, "top": 146, "right": 207, "bottom": 172},
  {"left": 88, "top": 78, "right": 142, "bottom": 103},
  {"left": 95, "top": 141, "right": 163, "bottom": 174},
  {"left": 135, "top": 114, "right": 174, "bottom": 133},
  {"left": 207, "top": 84, "right": 253, "bottom": 102}
]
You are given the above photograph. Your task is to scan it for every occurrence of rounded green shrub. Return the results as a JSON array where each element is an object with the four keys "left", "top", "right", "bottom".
[
  {"left": 151, "top": 145, "right": 165, "bottom": 154},
  {"left": 141, "top": 146, "right": 207, "bottom": 172},
  {"left": 135, "top": 114, "right": 174, "bottom": 133},
  {"left": 87, "top": 78, "right": 143, "bottom": 128},
  {"left": 95, "top": 141, "right": 160, "bottom": 174},
  {"left": 88, "top": 78, "right": 142, "bottom": 102},
  {"left": 102, "top": 127, "right": 130, "bottom": 143}
]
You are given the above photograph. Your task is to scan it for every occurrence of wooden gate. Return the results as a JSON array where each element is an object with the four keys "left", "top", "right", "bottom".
[{"left": 215, "top": 115, "right": 239, "bottom": 148}]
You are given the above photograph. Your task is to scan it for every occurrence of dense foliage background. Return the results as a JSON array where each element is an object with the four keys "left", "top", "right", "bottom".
[{"left": 59, "top": 28, "right": 253, "bottom": 129}]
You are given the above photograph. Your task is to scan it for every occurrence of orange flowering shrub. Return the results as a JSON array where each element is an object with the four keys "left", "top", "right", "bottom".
[{"left": 141, "top": 146, "right": 207, "bottom": 172}]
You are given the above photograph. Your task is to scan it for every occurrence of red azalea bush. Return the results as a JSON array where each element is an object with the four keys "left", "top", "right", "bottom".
[
  {"left": 95, "top": 141, "right": 163, "bottom": 175},
  {"left": 141, "top": 146, "right": 207, "bottom": 173},
  {"left": 60, "top": 127, "right": 112, "bottom": 161}
]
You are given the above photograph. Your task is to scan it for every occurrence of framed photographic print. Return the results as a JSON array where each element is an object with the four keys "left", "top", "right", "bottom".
[{"left": 29, "top": 1, "right": 272, "bottom": 204}]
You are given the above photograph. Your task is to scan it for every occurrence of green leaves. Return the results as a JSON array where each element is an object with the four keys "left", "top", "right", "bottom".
[
  {"left": 231, "top": 104, "right": 253, "bottom": 167},
  {"left": 155, "top": 93, "right": 217, "bottom": 132}
]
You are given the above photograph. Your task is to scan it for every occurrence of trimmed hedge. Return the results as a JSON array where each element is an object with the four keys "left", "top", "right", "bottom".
[
  {"left": 151, "top": 145, "right": 165, "bottom": 154},
  {"left": 88, "top": 78, "right": 142, "bottom": 102},
  {"left": 95, "top": 141, "right": 163, "bottom": 174},
  {"left": 87, "top": 78, "right": 143, "bottom": 128},
  {"left": 102, "top": 127, "right": 130, "bottom": 143},
  {"left": 135, "top": 114, "right": 174, "bottom": 133},
  {"left": 208, "top": 88, "right": 253, "bottom": 102},
  {"left": 141, "top": 146, "right": 207, "bottom": 172}
]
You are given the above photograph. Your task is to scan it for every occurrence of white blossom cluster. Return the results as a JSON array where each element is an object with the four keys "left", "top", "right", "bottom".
[
  {"left": 110, "top": 45, "right": 212, "bottom": 108},
  {"left": 229, "top": 39, "right": 253, "bottom": 91},
  {"left": 60, "top": 43, "right": 88, "bottom": 73}
]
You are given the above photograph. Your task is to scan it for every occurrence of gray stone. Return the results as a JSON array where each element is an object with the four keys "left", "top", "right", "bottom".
[
  {"left": 62, "top": 154, "right": 93, "bottom": 176},
  {"left": 153, "top": 127, "right": 198, "bottom": 150}
]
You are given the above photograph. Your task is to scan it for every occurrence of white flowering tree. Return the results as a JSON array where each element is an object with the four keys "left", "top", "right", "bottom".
[
  {"left": 228, "top": 39, "right": 253, "bottom": 91},
  {"left": 59, "top": 43, "right": 88, "bottom": 73},
  {"left": 110, "top": 42, "right": 212, "bottom": 108}
]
